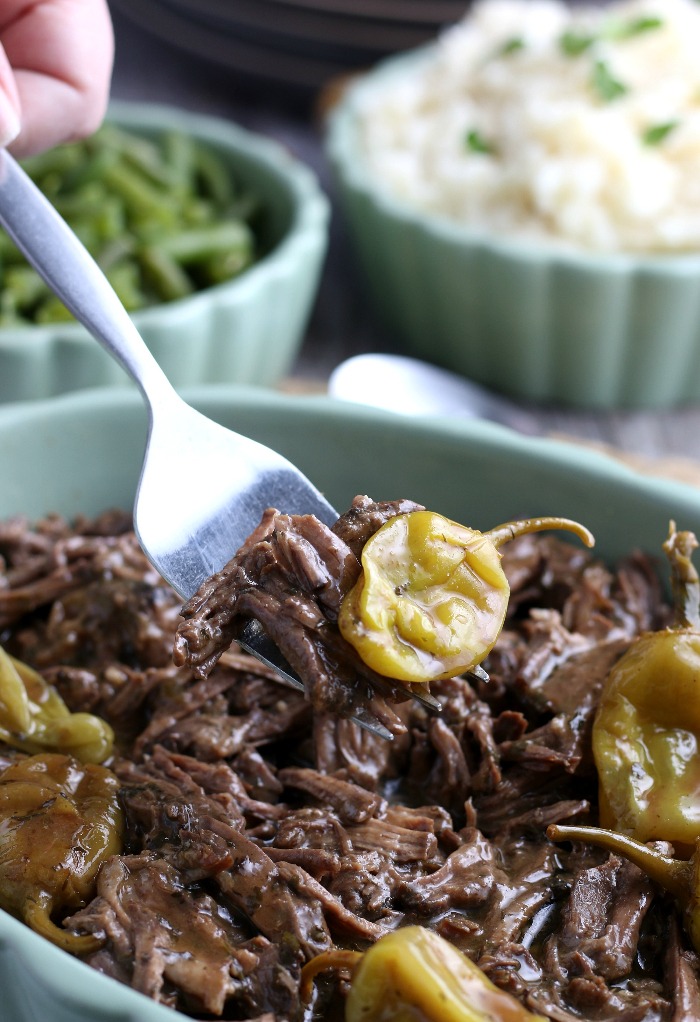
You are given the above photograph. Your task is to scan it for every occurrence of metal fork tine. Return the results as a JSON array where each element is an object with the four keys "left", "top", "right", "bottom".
[
  {"left": 238, "top": 620, "right": 398, "bottom": 740},
  {"left": 466, "top": 664, "right": 490, "bottom": 683},
  {"left": 346, "top": 707, "right": 396, "bottom": 741},
  {"left": 239, "top": 620, "right": 305, "bottom": 691},
  {"left": 410, "top": 684, "right": 443, "bottom": 712}
]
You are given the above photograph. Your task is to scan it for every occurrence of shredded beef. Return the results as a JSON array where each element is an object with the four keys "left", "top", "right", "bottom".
[
  {"left": 63, "top": 854, "right": 293, "bottom": 1018},
  {"left": 0, "top": 503, "right": 692, "bottom": 1022},
  {"left": 173, "top": 497, "right": 426, "bottom": 732}
]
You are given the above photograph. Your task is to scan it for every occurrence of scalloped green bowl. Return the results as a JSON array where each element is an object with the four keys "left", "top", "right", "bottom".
[
  {"left": 1, "top": 385, "right": 699, "bottom": 1020},
  {"left": 326, "top": 47, "right": 700, "bottom": 410},
  {"left": 0, "top": 103, "right": 329, "bottom": 402}
]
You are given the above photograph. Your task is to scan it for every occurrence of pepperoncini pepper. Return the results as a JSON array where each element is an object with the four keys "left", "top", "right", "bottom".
[
  {"left": 301, "top": 926, "right": 546, "bottom": 1022},
  {"left": 338, "top": 513, "right": 594, "bottom": 684},
  {"left": 0, "top": 644, "right": 114, "bottom": 763},
  {"left": 592, "top": 523, "right": 700, "bottom": 847},
  {"left": 0, "top": 752, "right": 123, "bottom": 954}
]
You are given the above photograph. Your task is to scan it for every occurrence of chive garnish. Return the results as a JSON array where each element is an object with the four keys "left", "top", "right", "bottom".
[
  {"left": 559, "top": 30, "right": 595, "bottom": 56},
  {"left": 642, "top": 120, "right": 679, "bottom": 146},
  {"left": 605, "top": 15, "right": 664, "bottom": 39},
  {"left": 497, "top": 36, "right": 525, "bottom": 56},
  {"left": 560, "top": 15, "right": 663, "bottom": 56},
  {"left": 464, "top": 130, "right": 496, "bottom": 155},
  {"left": 591, "top": 60, "right": 628, "bottom": 102}
]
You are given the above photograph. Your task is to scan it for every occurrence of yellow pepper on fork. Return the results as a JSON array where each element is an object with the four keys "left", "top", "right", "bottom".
[{"left": 339, "top": 513, "right": 594, "bottom": 684}]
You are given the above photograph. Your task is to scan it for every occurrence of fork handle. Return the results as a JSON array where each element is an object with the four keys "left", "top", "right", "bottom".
[{"left": 0, "top": 149, "right": 175, "bottom": 407}]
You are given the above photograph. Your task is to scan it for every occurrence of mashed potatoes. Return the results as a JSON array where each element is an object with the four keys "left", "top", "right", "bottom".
[{"left": 358, "top": 0, "right": 700, "bottom": 253}]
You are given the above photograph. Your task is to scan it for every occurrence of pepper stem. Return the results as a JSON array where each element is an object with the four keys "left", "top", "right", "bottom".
[
  {"left": 485, "top": 517, "right": 595, "bottom": 551},
  {"left": 300, "top": 949, "right": 363, "bottom": 1005},
  {"left": 547, "top": 824, "right": 691, "bottom": 899},
  {"left": 23, "top": 898, "right": 104, "bottom": 956},
  {"left": 663, "top": 522, "right": 700, "bottom": 630}
]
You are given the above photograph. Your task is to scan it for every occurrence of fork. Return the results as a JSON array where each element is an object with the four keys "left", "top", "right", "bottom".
[{"left": 0, "top": 149, "right": 440, "bottom": 739}]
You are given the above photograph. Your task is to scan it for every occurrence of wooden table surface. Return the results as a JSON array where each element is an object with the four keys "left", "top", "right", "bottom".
[{"left": 109, "top": 6, "right": 700, "bottom": 484}]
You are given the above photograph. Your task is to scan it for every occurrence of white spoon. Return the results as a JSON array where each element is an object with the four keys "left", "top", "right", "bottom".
[{"left": 328, "top": 353, "right": 539, "bottom": 432}]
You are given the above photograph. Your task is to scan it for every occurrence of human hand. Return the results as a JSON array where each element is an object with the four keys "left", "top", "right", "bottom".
[{"left": 0, "top": 0, "right": 114, "bottom": 158}]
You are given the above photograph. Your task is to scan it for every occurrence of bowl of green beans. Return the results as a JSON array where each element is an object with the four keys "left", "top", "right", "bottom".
[{"left": 0, "top": 101, "right": 329, "bottom": 401}]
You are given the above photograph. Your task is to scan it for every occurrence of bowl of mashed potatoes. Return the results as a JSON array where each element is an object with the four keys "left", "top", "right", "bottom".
[{"left": 326, "top": 0, "right": 700, "bottom": 409}]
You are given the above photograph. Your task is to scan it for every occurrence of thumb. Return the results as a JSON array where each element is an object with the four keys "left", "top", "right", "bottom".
[{"left": 0, "top": 45, "right": 20, "bottom": 149}]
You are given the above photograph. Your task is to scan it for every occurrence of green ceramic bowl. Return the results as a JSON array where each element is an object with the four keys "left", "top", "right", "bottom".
[
  {"left": 326, "top": 47, "right": 700, "bottom": 410},
  {"left": 0, "top": 103, "right": 329, "bottom": 402},
  {"left": 1, "top": 384, "right": 700, "bottom": 1021}
]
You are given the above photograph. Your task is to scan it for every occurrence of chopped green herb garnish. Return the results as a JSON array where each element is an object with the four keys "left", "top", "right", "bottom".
[
  {"left": 464, "top": 129, "right": 496, "bottom": 155},
  {"left": 642, "top": 120, "right": 679, "bottom": 146},
  {"left": 559, "top": 15, "right": 662, "bottom": 56},
  {"left": 497, "top": 36, "right": 525, "bottom": 56},
  {"left": 591, "top": 60, "right": 628, "bottom": 102},
  {"left": 559, "top": 30, "right": 596, "bottom": 56},
  {"left": 605, "top": 15, "right": 664, "bottom": 39}
]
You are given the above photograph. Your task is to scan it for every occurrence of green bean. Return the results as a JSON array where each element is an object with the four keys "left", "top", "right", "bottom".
[
  {"left": 0, "top": 232, "right": 24, "bottom": 265},
  {"left": 3, "top": 267, "right": 47, "bottom": 314},
  {"left": 104, "top": 261, "right": 148, "bottom": 311},
  {"left": 69, "top": 221, "right": 102, "bottom": 253},
  {"left": 139, "top": 245, "right": 194, "bottom": 302},
  {"left": 98, "top": 124, "right": 174, "bottom": 189},
  {"left": 101, "top": 160, "right": 179, "bottom": 227},
  {"left": 55, "top": 191, "right": 125, "bottom": 242},
  {"left": 97, "top": 236, "right": 136, "bottom": 272},
  {"left": 0, "top": 121, "right": 261, "bottom": 325},
  {"left": 194, "top": 145, "right": 234, "bottom": 205},
  {"left": 183, "top": 197, "right": 215, "bottom": 227},
  {"left": 52, "top": 182, "right": 106, "bottom": 218},
  {"left": 162, "top": 129, "right": 197, "bottom": 193},
  {"left": 19, "top": 145, "right": 84, "bottom": 183},
  {"left": 58, "top": 146, "right": 120, "bottom": 193},
  {"left": 199, "top": 247, "right": 254, "bottom": 286},
  {"left": 157, "top": 221, "right": 253, "bottom": 264},
  {"left": 35, "top": 296, "right": 74, "bottom": 323},
  {"left": 94, "top": 196, "right": 127, "bottom": 242}
]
